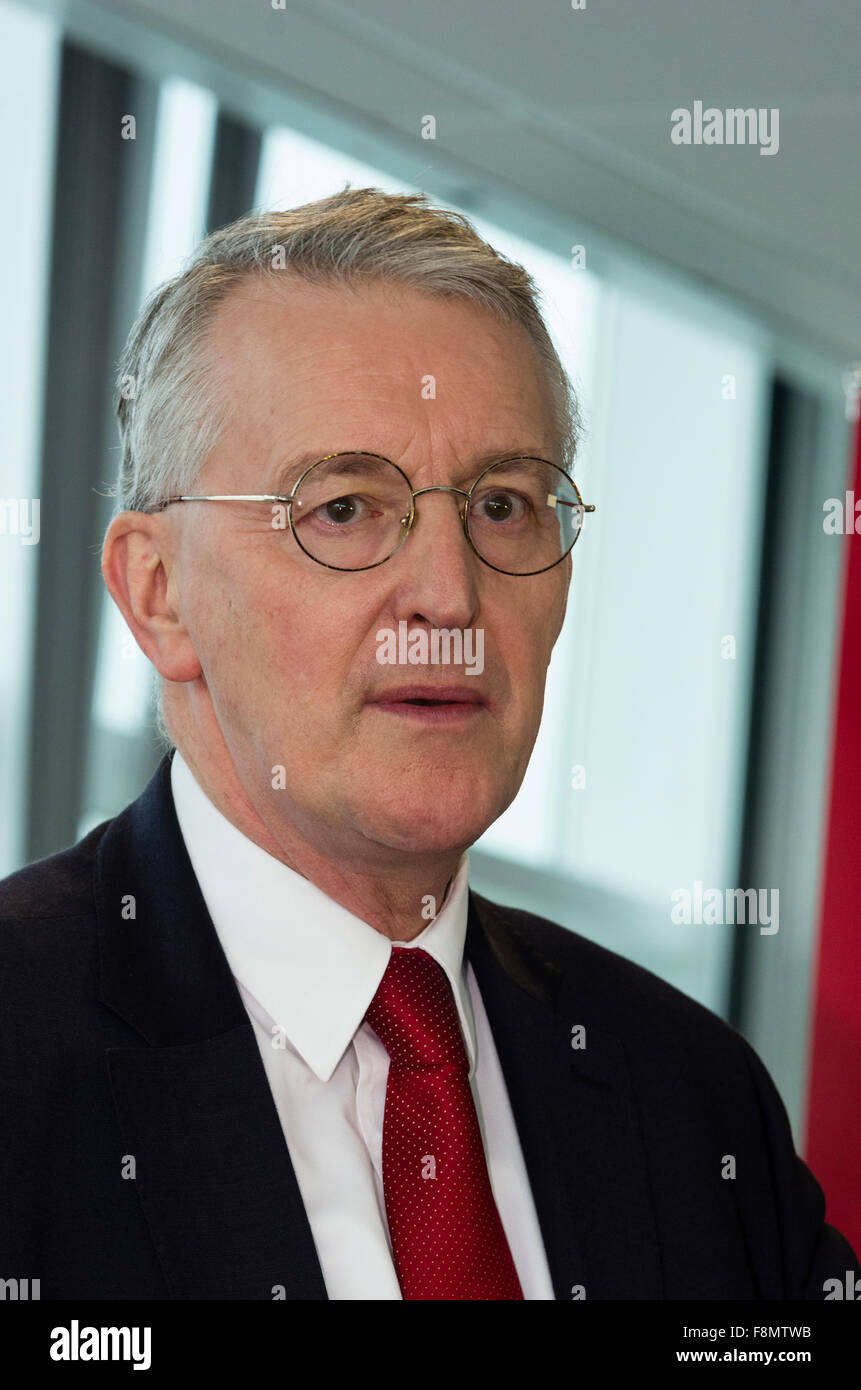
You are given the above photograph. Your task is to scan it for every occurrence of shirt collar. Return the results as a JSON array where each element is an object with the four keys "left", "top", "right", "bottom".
[{"left": 170, "top": 751, "right": 474, "bottom": 1082}]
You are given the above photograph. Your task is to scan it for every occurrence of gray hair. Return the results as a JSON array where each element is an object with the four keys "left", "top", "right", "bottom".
[
  {"left": 113, "top": 186, "right": 580, "bottom": 513},
  {"left": 111, "top": 187, "right": 582, "bottom": 750}
]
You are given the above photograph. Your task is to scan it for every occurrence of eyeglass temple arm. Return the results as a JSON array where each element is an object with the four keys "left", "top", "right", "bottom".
[
  {"left": 548, "top": 496, "right": 596, "bottom": 511},
  {"left": 151, "top": 494, "right": 295, "bottom": 512}
]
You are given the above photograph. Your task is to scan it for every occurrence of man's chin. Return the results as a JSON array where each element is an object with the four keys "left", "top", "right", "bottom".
[{"left": 352, "top": 784, "right": 509, "bottom": 858}]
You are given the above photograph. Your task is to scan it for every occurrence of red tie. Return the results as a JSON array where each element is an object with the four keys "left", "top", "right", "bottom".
[{"left": 364, "top": 947, "right": 524, "bottom": 1300}]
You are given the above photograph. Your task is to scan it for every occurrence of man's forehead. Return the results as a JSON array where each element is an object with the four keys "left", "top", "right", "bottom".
[
  {"left": 204, "top": 274, "right": 560, "bottom": 480},
  {"left": 267, "top": 444, "right": 559, "bottom": 495}
]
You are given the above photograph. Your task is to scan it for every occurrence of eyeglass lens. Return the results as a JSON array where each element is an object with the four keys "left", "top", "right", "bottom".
[{"left": 289, "top": 454, "right": 583, "bottom": 573}]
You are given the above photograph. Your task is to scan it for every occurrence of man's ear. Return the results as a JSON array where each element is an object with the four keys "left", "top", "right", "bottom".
[{"left": 101, "top": 511, "right": 202, "bottom": 683}]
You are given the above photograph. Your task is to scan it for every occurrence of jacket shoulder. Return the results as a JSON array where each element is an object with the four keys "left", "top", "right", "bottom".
[
  {"left": 471, "top": 889, "right": 737, "bottom": 1042},
  {"left": 0, "top": 818, "right": 110, "bottom": 923}
]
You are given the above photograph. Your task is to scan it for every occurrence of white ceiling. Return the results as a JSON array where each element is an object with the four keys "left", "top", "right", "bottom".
[{"left": 25, "top": 0, "right": 861, "bottom": 361}]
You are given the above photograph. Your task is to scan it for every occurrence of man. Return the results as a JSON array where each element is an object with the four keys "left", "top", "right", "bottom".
[{"left": 0, "top": 189, "right": 856, "bottom": 1300}]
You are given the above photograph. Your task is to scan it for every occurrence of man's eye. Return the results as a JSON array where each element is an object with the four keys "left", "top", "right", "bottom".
[
  {"left": 315, "top": 495, "right": 366, "bottom": 525},
  {"left": 473, "top": 490, "right": 530, "bottom": 523}
]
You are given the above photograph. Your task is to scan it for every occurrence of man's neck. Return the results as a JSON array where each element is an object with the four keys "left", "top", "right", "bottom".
[{"left": 172, "top": 742, "right": 462, "bottom": 943}]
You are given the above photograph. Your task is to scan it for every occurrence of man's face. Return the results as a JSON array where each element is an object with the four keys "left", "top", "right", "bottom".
[{"left": 166, "top": 275, "right": 572, "bottom": 861}]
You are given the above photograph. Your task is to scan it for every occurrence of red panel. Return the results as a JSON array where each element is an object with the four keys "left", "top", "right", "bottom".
[{"left": 805, "top": 415, "right": 861, "bottom": 1259}]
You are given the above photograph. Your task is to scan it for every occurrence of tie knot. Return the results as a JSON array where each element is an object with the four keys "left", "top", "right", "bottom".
[{"left": 364, "top": 948, "right": 468, "bottom": 1070}]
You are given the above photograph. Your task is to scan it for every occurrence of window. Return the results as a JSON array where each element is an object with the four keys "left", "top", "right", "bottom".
[{"left": 0, "top": 0, "right": 59, "bottom": 875}]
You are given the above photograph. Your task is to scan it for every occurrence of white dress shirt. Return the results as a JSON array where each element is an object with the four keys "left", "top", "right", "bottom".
[{"left": 170, "top": 752, "right": 555, "bottom": 1300}]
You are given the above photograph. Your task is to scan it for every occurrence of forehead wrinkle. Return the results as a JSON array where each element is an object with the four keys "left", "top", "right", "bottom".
[{"left": 269, "top": 444, "right": 558, "bottom": 496}]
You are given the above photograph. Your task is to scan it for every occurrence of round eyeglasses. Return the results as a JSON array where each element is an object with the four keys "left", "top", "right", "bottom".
[{"left": 152, "top": 452, "right": 595, "bottom": 576}]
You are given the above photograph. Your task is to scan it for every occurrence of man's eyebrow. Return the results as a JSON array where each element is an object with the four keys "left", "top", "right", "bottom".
[
  {"left": 271, "top": 453, "right": 329, "bottom": 494},
  {"left": 270, "top": 448, "right": 557, "bottom": 494}
]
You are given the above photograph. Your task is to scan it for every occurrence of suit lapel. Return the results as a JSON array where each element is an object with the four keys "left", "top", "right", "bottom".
[
  {"left": 467, "top": 892, "right": 663, "bottom": 1299},
  {"left": 96, "top": 754, "right": 328, "bottom": 1300},
  {"left": 94, "top": 755, "right": 659, "bottom": 1299}
]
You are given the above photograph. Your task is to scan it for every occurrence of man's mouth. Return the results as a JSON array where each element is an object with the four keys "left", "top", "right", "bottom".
[{"left": 366, "top": 685, "right": 487, "bottom": 723}]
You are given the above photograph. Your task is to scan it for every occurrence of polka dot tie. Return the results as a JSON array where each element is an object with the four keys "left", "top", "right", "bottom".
[{"left": 364, "top": 947, "right": 524, "bottom": 1300}]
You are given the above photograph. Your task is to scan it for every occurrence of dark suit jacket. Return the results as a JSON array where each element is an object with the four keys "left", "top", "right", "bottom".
[{"left": 0, "top": 753, "right": 857, "bottom": 1299}]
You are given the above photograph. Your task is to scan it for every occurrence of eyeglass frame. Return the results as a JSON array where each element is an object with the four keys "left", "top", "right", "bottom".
[{"left": 149, "top": 451, "right": 596, "bottom": 576}]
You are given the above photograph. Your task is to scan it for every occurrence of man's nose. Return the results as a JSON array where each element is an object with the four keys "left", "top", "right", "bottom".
[{"left": 396, "top": 487, "right": 480, "bottom": 626}]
